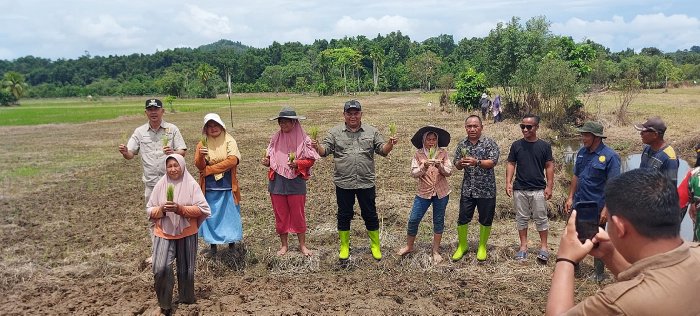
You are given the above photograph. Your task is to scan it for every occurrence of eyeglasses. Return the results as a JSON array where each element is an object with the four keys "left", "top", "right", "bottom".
[{"left": 519, "top": 124, "right": 536, "bottom": 130}]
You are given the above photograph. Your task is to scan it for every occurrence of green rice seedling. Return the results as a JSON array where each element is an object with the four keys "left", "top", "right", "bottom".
[
  {"left": 200, "top": 136, "right": 207, "bottom": 147},
  {"left": 122, "top": 132, "right": 129, "bottom": 144},
  {"left": 309, "top": 126, "right": 319, "bottom": 140},
  {"left": 288, "top": 152, "right": 296, "bottom": 163},
  {"left": 388, "top": 122, "right": 397, "bottom": 136},
  {"left": 161, "top": 136, "right": 169, "bottom": 147},
  {"left": 428, "top": 147, "right": 436, "bottom": 159},
  {"left": 460, "top": 147, "right": 469, "bottom": 157},
  {"left": 166, "top": 184, "right": 174, "bottom": 202}
]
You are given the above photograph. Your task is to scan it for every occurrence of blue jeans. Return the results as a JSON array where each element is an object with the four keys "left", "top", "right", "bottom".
[{"left": 406, "top": 195, "right": 449, "bottom": 236}]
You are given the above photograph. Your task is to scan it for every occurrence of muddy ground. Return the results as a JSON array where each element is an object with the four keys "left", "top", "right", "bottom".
[{"left": 1, "top": 90, "right": 698, "bottom": 315}]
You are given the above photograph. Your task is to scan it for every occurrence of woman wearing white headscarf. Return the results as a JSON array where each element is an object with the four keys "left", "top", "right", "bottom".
[
  {"left": 194, "top": 113, "right": 243, "bottom": 255},
  {"left": 147, "top": 154, "right": 210, "bottom": 316}
]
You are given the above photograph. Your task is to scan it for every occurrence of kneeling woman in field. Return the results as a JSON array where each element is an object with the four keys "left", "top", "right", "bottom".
[
  {"left": 147, "top": 154, "right": 211, "bottom": 316},
  {"left": 195, "top": 113, "right": 243, "bottom": 255},
  {"left": 398, "top": 126, "right": 453, "bottom": 263},
  {"left": 262, "top": 107, "right": 319, "bottom": 256}
]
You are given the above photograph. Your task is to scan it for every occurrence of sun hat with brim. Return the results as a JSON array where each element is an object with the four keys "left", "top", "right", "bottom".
[
  {"left": 577, "top": 121, "right": 606, "bottom": 138},
  {"left": 411, "top": 125, "right": 451, "bottom": 149},
  {"left": 202, "top": 113, "right": 226, "bottom": 133},
  {"left": 269, "top": 106, "right": 306, "bottom": 120}
]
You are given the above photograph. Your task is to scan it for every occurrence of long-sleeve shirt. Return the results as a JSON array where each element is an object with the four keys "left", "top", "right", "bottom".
[
  {"left": 319, "top": 123, "right": 387, "bottom": 189},
  {"left": 411, "top": 148, "right": 453, "bottom": 199}
]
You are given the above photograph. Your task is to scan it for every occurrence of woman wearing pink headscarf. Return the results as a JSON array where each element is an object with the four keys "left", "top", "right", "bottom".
[
  {"left": 262, "top": 106, "right": 320, "bottom": 256},
  {"left": 147, "top": 154, "right": 210, "bottom": 316}
]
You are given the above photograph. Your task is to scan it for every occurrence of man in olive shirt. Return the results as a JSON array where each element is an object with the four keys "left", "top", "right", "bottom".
[
  {"left": 313, "top": 100, "right": 397, "bottom": 260},
  {"left": 546, "top": 169, "right": 700, "bottom": 315}
]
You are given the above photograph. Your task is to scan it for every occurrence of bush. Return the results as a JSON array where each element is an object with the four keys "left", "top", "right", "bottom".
[
  {"left": 0, "top": 89, "right": 17, "bottom": 105},
  {"left": 451, "top": 68, "right": 487, "bottom": 111}
]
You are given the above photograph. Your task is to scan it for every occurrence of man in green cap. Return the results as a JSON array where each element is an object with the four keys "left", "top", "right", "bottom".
[{"left": 565, "top": 121, "right": 621, "bottom": 281}]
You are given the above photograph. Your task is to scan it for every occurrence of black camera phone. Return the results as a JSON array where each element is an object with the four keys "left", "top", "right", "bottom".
[{"left": 574, "top": 201, "right": 600, "bottom": 243}]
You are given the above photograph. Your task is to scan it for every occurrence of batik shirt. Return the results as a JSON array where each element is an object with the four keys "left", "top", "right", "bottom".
[{"left": 453, "top": 136, "right": 500, "bottom": 198}]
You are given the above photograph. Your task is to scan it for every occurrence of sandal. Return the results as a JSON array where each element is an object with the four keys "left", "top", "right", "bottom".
[
  {"left": 536, "top": 250, "right": 550, "bottom": 263},
  {"left": 514, "top": 250, "right": 527, "bottom": 261}
]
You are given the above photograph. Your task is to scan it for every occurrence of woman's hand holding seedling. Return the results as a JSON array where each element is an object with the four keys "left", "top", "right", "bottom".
[{"left": 287, "top": 152, "right": 297, "bottom": 169}]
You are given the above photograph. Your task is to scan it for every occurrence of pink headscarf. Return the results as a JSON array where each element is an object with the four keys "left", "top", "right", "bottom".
[
  {"left": 267, "top": 120, "right": 320, "bottom": 179},
  {"left": 147, "top": 154, "right": 211, "bottom": 236}
]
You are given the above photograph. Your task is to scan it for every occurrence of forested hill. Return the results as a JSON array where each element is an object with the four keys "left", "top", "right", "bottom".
[{"left": 0, "top": 16, "right": 699, "bottom": 100}]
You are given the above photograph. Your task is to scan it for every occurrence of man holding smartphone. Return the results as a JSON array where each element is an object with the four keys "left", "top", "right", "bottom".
[
  {"left": 565, "top": 121, "right": 621, "bottom": 281},
  {"left": 546, "top": 169, "right": 700, "bottom": 315}
]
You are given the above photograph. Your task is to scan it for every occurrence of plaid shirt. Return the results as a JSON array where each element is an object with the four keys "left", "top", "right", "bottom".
[
  {"left": 411, "top": 148, "right": 453, "bottom": 199},
  {"left": 453, "top": 136, "right": 500, "bottom": 198}
]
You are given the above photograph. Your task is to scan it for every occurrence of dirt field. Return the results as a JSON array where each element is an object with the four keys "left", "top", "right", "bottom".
[{"left": 1, "top": 89, "right": 698, "bottom": 315}]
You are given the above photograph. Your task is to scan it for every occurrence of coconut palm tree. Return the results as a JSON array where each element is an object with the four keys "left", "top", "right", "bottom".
[{"left": 2, "top": 71, "right": 28, "bottom": 104}]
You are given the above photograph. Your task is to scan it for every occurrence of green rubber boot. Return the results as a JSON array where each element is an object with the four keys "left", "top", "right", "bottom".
[
  {"left": 368, "top": 230, "right": 382, "bottom": 260},
  {"left": 338, "top": 230, "right": 350, "bottom": 260},
  {"left": 451, "top": 224, "right": 469, "bottom": 261},
  {"left": 476, "top": 225, "right": 492, "bottom": 261}
]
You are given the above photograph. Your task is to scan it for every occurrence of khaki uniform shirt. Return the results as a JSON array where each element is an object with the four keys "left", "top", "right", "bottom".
[
  {"left": 319, "top": 123, "right": 387, "bottom": 189},
  {"left": 127, "top": 120, "right": 187, "bottom": 188},
  {"left": 565, "top": 242, "right": 700, "bottom": 315}
]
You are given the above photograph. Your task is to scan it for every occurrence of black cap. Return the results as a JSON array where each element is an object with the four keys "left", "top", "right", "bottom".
[
  {"left": 344, "top": 100, "right": 362, "bottom": 112},
  {"left": 634, "top": 117, "right": 666, "bottom": 134},
  {"left": 145, "top": 98, "right": 163, "bottom": 109}
]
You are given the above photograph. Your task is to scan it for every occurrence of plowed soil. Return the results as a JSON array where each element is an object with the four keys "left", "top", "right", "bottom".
[{"left": 1, "top": 90, "right": 698, "bottom": 315}]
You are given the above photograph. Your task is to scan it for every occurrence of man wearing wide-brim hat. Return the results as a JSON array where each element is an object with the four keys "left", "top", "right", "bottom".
[
  {"left": 565, "top": 121, "right": 621, "bottom": 281},
  {"left": 634, "top": 116, "right": 680, "bottom": 185},
  {"left": 312, "top": 99, "right": 398, "bottom": 261}
]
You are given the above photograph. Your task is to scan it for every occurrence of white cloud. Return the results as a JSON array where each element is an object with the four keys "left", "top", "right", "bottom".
[
  {"left": 74, "top": 15, "right": 143, "bottom": 48},
  {"left": 552, "top": 13, "right": 700, "bottom": 52},
  {"left": 456, "top": 21, "right": 501, "bottom": 39},
  {"left": 334, "top": 15, "right": 412, "bottom": 38},
  {"left": 176, "top": 5, "right": 232, "bottom": 39}
]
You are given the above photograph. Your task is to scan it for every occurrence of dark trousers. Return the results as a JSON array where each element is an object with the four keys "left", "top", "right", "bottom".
[
  {"left": 153, "top": 234, "right": 198, "bottom": 309},
  {"left": 458, "top": 195, "right": 496, "bottom": 226},
  {"left": 336, "top": 186, "right": 379, "bottom": 231}
]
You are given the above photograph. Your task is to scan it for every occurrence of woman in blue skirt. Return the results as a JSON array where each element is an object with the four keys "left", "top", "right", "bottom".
[{"left": 194, "top": 113, "right": 243, "bottom": 255}]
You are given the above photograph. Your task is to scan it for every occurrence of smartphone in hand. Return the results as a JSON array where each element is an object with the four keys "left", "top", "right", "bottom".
[{"left": 575, "top": 201, "right": 600, "bottom": 243}]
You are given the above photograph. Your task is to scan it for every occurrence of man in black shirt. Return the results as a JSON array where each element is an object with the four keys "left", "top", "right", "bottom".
[{"left": 506, "top": 114, "right": 554, "bottom": 263}]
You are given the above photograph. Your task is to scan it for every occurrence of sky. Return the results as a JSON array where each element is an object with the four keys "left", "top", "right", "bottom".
[{"left": 1, "top": 0, "right": 699, "bottom": 61}]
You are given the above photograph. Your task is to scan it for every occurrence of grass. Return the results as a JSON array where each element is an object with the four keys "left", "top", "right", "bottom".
[{"left": 0, "top": 95, "right": 291, "bottom": 126}]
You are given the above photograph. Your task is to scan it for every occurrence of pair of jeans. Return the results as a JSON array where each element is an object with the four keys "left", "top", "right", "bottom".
[
  {"left": 407, "top": 195, "right": 449, "bottom": 236},
  {"left": 336, "top": 186, "right": 379, "bottom": 231}
]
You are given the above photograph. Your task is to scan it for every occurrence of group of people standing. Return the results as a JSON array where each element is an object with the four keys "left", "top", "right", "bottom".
[{"left": 118, "top": 97, "right": 695, "bottom": 315}]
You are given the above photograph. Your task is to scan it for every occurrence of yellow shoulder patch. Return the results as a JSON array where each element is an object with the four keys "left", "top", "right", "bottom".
[
  {"left": 599, "top": 155, "right": 606, "bottom": 163},
  {"left": 663, "top": 146, "right": 677, "bottom": 159}
]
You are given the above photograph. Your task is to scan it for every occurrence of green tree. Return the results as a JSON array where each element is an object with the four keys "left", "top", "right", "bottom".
[
  {"left": 196, "top": 63, "right": 218, "bottom": 98},
  {"left": 260, "top": 65, "right": 285, "bottom": 93},
  {"left": 2, "top": 71, "right": 29, "bottom": 104},
  {"left": 406, "top": 51, "right": 442, "bottom": 91},
  {"left": 452, "top": 68, "right": 487, "bottom": 110},
  {"left": 321, "top": 47, "right": 361, "bottom": 94},
  {"left": 369, "top": 45, "right": 385, "bottom": 94}
]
